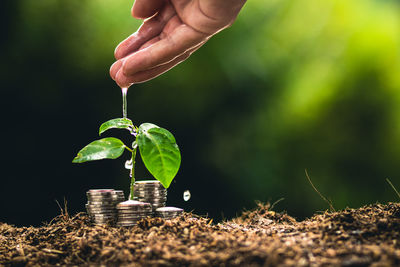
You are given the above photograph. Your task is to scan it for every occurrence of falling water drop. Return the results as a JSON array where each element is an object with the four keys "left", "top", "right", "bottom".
[
  {"left": 122, "top": 87, "right": 128, "bottom": 119},
  {"left": 183, "top": 190, "right": 191, "bottom": 201},
  {"left": 125, "top": 159, "right": 133, "bottom": 170}
]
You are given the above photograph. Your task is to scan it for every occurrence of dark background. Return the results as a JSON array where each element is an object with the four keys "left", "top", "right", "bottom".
[{"left": 1, "top": 0, "right": 400, "bottom": 226}]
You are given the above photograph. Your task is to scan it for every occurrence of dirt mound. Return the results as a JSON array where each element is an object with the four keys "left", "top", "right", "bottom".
[{"left": 1, "top": 203, "right": 400, "bottom": 266}]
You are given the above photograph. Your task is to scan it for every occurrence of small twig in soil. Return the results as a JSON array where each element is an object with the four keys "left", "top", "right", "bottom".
[
  {"left": 55, "top": 197, "right": 70, "bottom": 222},
  {"left": 42, "top": 248, "right": 65, "bottom": 255},
  {"left": 270, "top": 198, "right": 285, "bottom": 211},
  {"left": 305, "top": 169, "right": 335, "bottom": 212},
  {"left": 386, "top": 178, "right": 400, "bottom": 201}
]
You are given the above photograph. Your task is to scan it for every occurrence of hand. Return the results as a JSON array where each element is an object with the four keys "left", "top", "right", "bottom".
[{"left": 110, "top": 0, "right": 246, "bottom": 87}]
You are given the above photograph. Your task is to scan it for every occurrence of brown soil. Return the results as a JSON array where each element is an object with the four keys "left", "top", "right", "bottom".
[{"left": 1, "top": 202, "right": 400, "bottom": 266}]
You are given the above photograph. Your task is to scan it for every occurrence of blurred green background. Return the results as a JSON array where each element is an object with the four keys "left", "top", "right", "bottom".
[{"left": 1, "top": 0, "right": 400, "bottom": 226}]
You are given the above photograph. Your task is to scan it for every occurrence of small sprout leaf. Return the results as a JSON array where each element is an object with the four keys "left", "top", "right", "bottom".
[
  {"left": 99, "top": 118, "right": 134, "bottom": 135},
  {"left": 72, "top": 137, "right": 126, "bottom": 163},
  {"left": 137, "top": 123, "right": 181, "bottom": 188}
]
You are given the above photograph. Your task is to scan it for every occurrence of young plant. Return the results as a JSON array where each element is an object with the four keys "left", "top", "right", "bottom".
[{"left": 72, "top": 118, "right": 181, "bottom": 200}]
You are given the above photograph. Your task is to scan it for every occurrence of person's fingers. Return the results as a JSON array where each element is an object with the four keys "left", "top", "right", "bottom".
[
  {"left": 111, "top": 35, "right": 162, "bottom": 81},
  {"left": 131, "top": 0, "right": 165, "bottom": 19},
  {"left": 110, "top": 60, "right": 124, "bottom": 81},
  {"left": 121, "top": 17, "right": 207, "bottom": 76},
  {"left": 117, "top": 52, "right": 189, "bottom": 85},
  {"left": 114, "top": 3, "right": 175, "bottom": 60},
  {"left": 116, "top": 42, "right": 204, "bottom": 85}
]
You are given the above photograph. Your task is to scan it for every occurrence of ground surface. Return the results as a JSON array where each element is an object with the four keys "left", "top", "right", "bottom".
[{"left": 1, "top": 202, "right": 400, "bottom": 266}]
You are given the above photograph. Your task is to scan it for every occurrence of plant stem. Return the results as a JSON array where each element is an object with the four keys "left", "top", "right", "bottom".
[{"left": 129, "top": 144, "right": 137, "bottom": 200}]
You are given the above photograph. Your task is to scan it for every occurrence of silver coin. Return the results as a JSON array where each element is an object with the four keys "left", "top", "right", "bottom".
[
  {"left": 118, "top": 207, "right": 152, "bottom": 212},
  {"left": 118, "top": 212, "right": 152, "bottom": 218},
  {"left": 118, "top": 211, "right": 152, "bottom": 216},
  {"left": 86, "top": 208, "right": 116, "bottom": 213},
  {"left": 89, "top": 215, "right": 117, "bottom": 220},
  {"left": 86, "top": 202, "right": 115, "bottom": 206},
  {"left": 151, "top": 202, "right": 167, "bottom": 205},
  {"left": 156, "top": 207, "right": 183, "bottom": 213},
  {"left": 87, "top": 196, "right": 114, "bottom": 202},
  {"left": 117, "top": 218, "right": 148, "bottom": 223},
  {"left": 134, "top": 186, "right": 166, "bottom": 189},
  {"left": 88, "top": 214, "right": 116, "bottom": 218},
  {"left": 134, "top": 189, "right": 164, "bottom": 193},
  {"left": 91, "top": 217, "right": 116, "bottom": 222},
  {"left": 134, "top": 196, "right": 167, "bottom": 200},
  {"left": 134, "top": 200, "right": 166, "bottom": 204},
  {"left": 134, "top": 180, "right": 162, "bottom": 185},
  {"left": 149, "top": 203, "right": 167, "bottom": 207},
  {"left": 136, "top": 197, "right": 167, "bottom": 201},
  {"left": 86, "top": 203, "right": 116, "bottom": 207},
  {"left": 156, "top": 213, "right": 180, "bottom": 218},
  {"left": 133, "top": 191, "right": 167, "bottom": 196},
  {"left": 148, "top": 204, "right": 167, "bottom": 208},
  {"left": 92, "top": 220, "right": 115, "bottom": 224},
  {"left": 155, "top": 210, "right": 181, "bottom": 215},
  {"left": 87, "top": 189, "right": 114, "bottom": 193},
  {"left": 112, "top": 196, "right": 125, "bottom": 202},
  {"left": 86, "top": 204, "right": 116, "bottom": 208},
  {"left": 133, "top": 201, "right": 166, "bottom": 204},
  {"left": 87, "top": 207, "right": 116, "bottom": 212},
  {"left": 90, "top": 215, "right": 116, "bottom": 220},
  {"left": 88, "top": 192, "right": 123, "bottom": 196},
  {"left": 87, "top": 194, "right": 114, "bottom": 198},
  {"left": 118, "top": 215, "right": 151, "bottom": 219},
  {"left": 156, "top": 214, "right": 180, "bottom": 218},
  {"left": 92, "top": 222, "right": 114, "bottom": 225},
  {"left": 134, "top": 186, "right": 166, "bottom": 190},
  {"left": 89, "top": 212, "right": 117, "bottom": 217},
  {"left": 117, "top": 217, "right": 146, "bottom": 222},
  {"left": 91, "top": 220, "right": 115, "bottom": 224},
  {"left": 133, "top": 195, "right": 167, "bottom": 199},
  {"left": 133, "top": 192, "right": 166, "bottom": 196},
  {"left": 133, "top": 195, "right": 167, "bottom": 198},
  {"left": 118, "top": 215, "right": 145, "bottom": 219},
  {"left": 117, "top": 201, "right": 151, "bottom": 208},
  {"left": 117, "top": 209, "right": 152, "bottom": 214},
  {"left": 87, "top": 193, "right": 115, "bottom": 198},
  {"left": 133, "top": 196, "right": 167, "bottom": 200}
]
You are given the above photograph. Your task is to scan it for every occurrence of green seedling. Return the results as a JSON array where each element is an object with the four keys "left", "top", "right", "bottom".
[{"left": 72, "top": 118, "right": 181, "bottom": 199}]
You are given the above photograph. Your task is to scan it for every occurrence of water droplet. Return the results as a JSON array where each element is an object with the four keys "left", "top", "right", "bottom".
[
  {"left": 125, "top": 159, "right": 133, "bottom": 169},
  {"left": 132, "top": 141, "right": 138, "bottom": 149},
  {"left": 183, "top": 190, "right": 191, "bottom": 201}
]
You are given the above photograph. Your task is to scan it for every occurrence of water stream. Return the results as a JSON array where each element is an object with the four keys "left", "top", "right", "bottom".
[{"left": 122, "top": 87, "right": 128, "bottom": 119}]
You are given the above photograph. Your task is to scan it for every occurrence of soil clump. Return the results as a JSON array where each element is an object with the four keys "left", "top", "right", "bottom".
[{"left": 1, "top": 202, "right": 400, "bottom": 266}]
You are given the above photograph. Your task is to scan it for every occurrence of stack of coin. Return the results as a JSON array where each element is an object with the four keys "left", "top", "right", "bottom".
[
  {"left": 116, "top": 200, "right": 153, "bottom": 227},
  {"left": 154, "top": 207, "right": 183, "bottom": 219},
  {"left": 86, "top": 189, "right": 125, "bottom": 225},
  {"left": 133, "top": 180, "right": 167, "bottom": 211}
]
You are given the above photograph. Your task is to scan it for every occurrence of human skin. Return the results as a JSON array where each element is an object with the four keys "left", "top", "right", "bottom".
[{"left": 110, "top": 0, "right": 247, "bottom": 87}]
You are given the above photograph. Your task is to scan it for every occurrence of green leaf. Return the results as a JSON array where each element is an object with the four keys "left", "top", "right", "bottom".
[
  {"left": 137, "top": 123, "right": 181, "bottom": 188},
  {"left": 99, "top": 118, "right": 134, "bottom": 135},
  {"left": 72, "top": 137, "right": 127, "bottom": 163}
]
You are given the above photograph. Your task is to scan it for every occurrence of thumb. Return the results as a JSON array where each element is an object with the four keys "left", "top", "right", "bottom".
[{"left": 131, "top": 0, "right": 166, "bottom": 19}]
